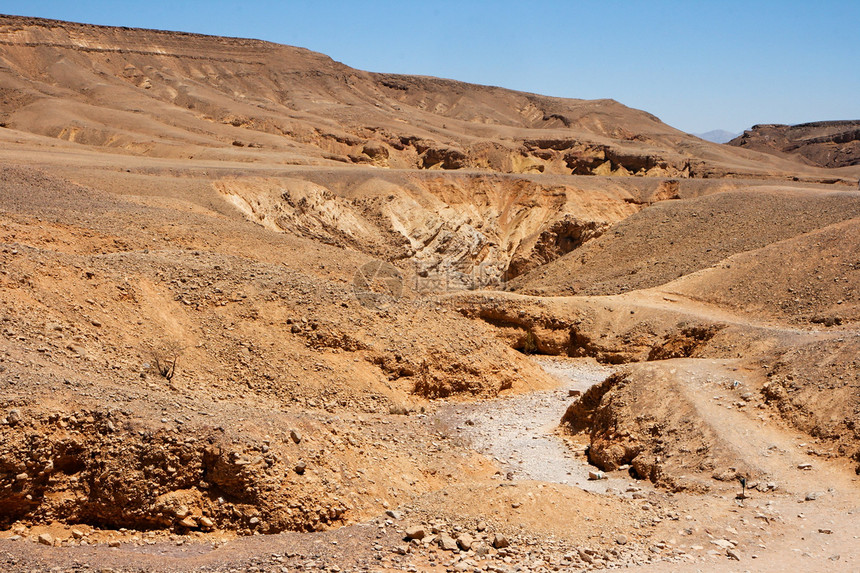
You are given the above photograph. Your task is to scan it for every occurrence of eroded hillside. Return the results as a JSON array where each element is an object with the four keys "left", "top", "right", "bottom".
[
  {"left": 0, "top": 14, "right": 850, "bottom": 184},
  {"left": 729, "top": 120, "right": 860, "bottom": 168}
]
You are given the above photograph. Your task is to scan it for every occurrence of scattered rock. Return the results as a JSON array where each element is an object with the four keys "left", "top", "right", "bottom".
[
  {"left": 727, "top": 548, "right": 740, "bottom": 560},
  {"left": 587, "top": 470, "right": 605, "bottom": 480},
  {"left": 805, "top": 492, "right": 818, "bottom": 501},
  {"left": 456, "top": 533, "right": 474, "bottom": 550},
  {"left": 37, "top": 533, "right": 54, "bottom": 546},
  {"left": 178, "top": 516, "right": 197, "bottom": 528},
  {"left": 174, "top": 505, "right": 191, "bottom": 519},
  {"left": 615, "top": 534, "right": 628, "bottom": 545},
  {"left": 294, "top": 461, "right": 307, "bottom": 474},
  {"left": 492, "top": 533, "right": 509, "bottom": 549},
  {"left": 7, "top": 409, "right": 22, "bottom": 425},
  {"left": 388, "top": 405, "right": 409, "bottom": 416},
  {"left": 438, "top": 534, "right": 458, "bottom": 551},
  {"left": 818, "top": 528, "right": 833, "bottom": 534},
  {"left": 405, "top": 525, "right": 425, "bottom": 540},
  {"left": 290, "top": 429, "right": 302, "bottom": 444}
]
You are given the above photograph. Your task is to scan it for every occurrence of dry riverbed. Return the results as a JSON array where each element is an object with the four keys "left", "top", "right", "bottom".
[{"left": 438, "top": 357, "right": 647, "bottom": 493}]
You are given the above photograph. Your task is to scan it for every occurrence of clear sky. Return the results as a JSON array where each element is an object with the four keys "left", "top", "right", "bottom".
[{"left": 3, "top": 0, "right": 858, "bottom": 134}]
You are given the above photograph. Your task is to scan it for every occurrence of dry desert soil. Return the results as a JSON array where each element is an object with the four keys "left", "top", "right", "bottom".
[{"left": 0, "top": 14, "right": 859, "bottom": 573}]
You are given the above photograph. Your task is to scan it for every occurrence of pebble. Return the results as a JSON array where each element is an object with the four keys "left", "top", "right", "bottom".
[
  {"left": 805, "top": 492, "right": 818, "bottom": 501},
  {"left": 7, "top": 409, "right": 22, "bottom": 425},
  {"left": 492, "top": 533, "right": 509, "bottom": 549},
  {"left": 727, "top": 548, "right": 740, "bottom": 560},
  {"left": 290, "top": 429, "right": 302, "bottom": 444}
]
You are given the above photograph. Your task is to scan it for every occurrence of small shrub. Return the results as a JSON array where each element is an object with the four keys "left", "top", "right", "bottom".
[{"left": 523, "top": 331, "right": 538, "bottom": 355}]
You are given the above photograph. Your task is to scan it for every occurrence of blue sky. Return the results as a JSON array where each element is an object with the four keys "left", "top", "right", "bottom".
[{"left": 3, "top": 0, "right": 858, "bottom": 134}]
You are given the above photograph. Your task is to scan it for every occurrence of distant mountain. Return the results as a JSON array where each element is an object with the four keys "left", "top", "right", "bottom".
[
  {"left": 694, "top": 130, "right": 740, "bottom": 144},
  {"left": 727, "top": 121, "right": 860, "bottom": 168}
]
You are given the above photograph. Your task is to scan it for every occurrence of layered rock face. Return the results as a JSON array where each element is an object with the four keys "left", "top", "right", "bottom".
[{"left": 728, "top": 120, "right": 860, "bottom": 168}]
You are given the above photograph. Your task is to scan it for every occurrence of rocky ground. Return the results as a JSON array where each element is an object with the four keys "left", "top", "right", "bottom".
[{"left": 2, "top": 357, "right": 858, "bottom": 572}]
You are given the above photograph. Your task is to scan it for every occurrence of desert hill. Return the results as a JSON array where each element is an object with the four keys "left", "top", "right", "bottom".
[
  {"left": 0, "top": 14, "right": 845, "bottom": 181},
  {"left": 729, "top": 120, "right": 860, "bottom": 169},
  {"left": 510, "top": 186, "right": 860, "bottom": 299},
  {"left": 0, "top": 15, "right": 859, "bottom": 572}
]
